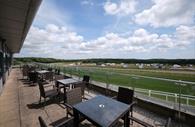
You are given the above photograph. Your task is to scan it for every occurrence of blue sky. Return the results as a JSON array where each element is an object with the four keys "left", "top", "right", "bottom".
[{"left": 16, "top": 0, "right": 195, "bottom": 59}]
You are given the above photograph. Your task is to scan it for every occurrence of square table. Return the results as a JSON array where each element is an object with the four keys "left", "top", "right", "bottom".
[
  {"left": 73, "top": 95, "right": 130, "bottom": 127},
  {"left": 56, "top": 78, "right": 81, "bottom": 103},
  {"left": 36, "top": 70, "right": 50, "bottom": 74},
  {"left": 36, "top": 70, "right": 50, "bottom": 80}
]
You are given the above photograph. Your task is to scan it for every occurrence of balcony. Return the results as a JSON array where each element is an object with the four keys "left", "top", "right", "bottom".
[{"left": 0, "top": 67, "right": 192, "bottom": 127}]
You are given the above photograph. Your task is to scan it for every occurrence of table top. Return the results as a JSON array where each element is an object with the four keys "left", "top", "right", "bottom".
[
  {"left": 36, "top": 70, "right": 50, "bottom": 74},
  {"left": 57, "top": 78, "right": 80, "bottom": 86},
  {"left": 73, "top": 95, "right": 130, "bottom": 127}
]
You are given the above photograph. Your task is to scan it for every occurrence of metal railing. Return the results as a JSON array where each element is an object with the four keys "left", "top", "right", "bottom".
[{"left": 36, "top": 63, "right": 195, "bottom": 107}]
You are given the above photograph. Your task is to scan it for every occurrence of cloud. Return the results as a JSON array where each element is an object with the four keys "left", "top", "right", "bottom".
[
  {"left": 104, "top": 0, "right": 137, "bottom": 16},
  {"left": 174, "top": 25, "right": 195, "bottom": 47},
  {"left": 81, "top": 0, "right": 94, "bottom": 6},
  {"left": 18, "top": 24, "right": 194, "bottom": 59},
  {"left": 33, "top": 0, "right": 73, "bottom": 28},
  {"left": 135, "top": 0, "right": 195, "bottom": 27}
]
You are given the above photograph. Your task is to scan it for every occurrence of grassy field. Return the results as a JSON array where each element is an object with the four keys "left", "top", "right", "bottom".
[
  {"left": 40, "top": 63, "right": 195, "bottom": 106},
  {"left": 61, "top": 66, "right": 195, "bottom": 96}
]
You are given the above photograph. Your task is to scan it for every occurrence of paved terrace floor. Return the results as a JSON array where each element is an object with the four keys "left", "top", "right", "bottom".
[{"left": 0, "top": 68, "right": 189, "bottom": 127}]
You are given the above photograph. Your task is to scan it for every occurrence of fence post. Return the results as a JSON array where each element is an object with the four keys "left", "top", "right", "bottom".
[
  {"left": 175, "top": 94, "right": 177, "bottom": 103},
  {"left": 186, "top": 98, "right": 189, "bottom": 105},
  {"left": 166, "top": 95, "right": 168, "bottom": 101},
  {"left": 149, "top": 90, "right": 151, "bottom": 97}
]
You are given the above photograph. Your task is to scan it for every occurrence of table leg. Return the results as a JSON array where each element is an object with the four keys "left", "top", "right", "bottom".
[
  {"left": 73, "top": 108, "right": 79, "bottom": 127},
  {"left": 124, "top": 111, "right": 130, "bottom": 127},
  {"left": 64, "top": 86, "right": 67, "bottom": 103}
]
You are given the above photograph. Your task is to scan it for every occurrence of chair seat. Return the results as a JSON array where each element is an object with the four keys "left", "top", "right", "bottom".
[{"left": 45, "top": 89, "right": 58, "bottom": 97}]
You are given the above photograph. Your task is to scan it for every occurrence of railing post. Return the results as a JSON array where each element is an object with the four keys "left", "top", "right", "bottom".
[
  {"left": 175, "top": 94, "right": 177, "bottom": 103},
  {"left": 186, "top": 98, "right": 189, "bottom": 105},
  {"left": 149, "top": 90, "right": 151, "bottom": 97},
  {"left": 166, "top": 95, "right": 168, "bottom": 101}
]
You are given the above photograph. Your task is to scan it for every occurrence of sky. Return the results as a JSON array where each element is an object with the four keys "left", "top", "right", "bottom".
[{"left": 16, "top": 0, "right": 195, "bottom": 59}]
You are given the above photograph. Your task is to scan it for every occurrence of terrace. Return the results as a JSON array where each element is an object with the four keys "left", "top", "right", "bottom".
[
  {"left": 0, "top": 67, "right": 192, "bottom": 127},
  {"left": 0, "top": 0, "right": 194, "bottom": 127}
]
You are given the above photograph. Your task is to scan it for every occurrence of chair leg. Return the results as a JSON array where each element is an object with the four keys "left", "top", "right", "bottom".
[{"left": 66, "top": 109, "right": 69, "bottom": 118}]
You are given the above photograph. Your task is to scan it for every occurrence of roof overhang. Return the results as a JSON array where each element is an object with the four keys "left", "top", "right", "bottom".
[{"left": 0, "top": 0, "right": 42, "bottom": 53}]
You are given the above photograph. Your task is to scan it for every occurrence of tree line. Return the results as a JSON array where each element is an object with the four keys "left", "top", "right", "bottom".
[{"left": 13, "top": 57, "right": 195, "bottom": 65}]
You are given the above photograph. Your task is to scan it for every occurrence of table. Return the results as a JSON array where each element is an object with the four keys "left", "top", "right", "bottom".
[
  {"left": 36, "top": 70, "right": 50, "bottom": 74},
  {"left": 56, "top": 78, "right": 81, "bottom": 103},
  {"left": 73, "top": 95, "right": 130, "bottom": 127},
  {"left": 36, "top": 70, "right": 50, "bottom": 80}
]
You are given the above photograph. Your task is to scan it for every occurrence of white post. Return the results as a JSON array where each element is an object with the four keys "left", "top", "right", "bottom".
[
  {"left": 166, "top": 95, "right": 168, "bottom": 101},
  {"left": 175, "top": 94, "right": 177, "bottom": 103},
  {"left": 186, "top": 98, "right": 189, "bottom": 105},
  {"left": 149, "top": 90, "right": 151, "bottom": 97}
]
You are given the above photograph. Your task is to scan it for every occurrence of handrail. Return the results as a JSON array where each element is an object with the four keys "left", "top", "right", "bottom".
[{"left": 36, "top": 63, "right": 195, "bottom": 107}]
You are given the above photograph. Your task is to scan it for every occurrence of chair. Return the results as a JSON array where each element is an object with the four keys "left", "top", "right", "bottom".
[
  {"left": 22, "top": 66, "right": 29, "bottom": 79},
  {"left": 38, "top": 116, "right": 73, "bottom": 127},
  {"left": 38, "top": 80, "right": 59, "bottom": 105},
  {"left": 73, "top": 82, "right": 85, "bottom": 97},
  {"left": 154, "top": 117, "right": 171, "bottom": 127},
  {"left": 65, "top": 87, "right": 82, "bottom": 117},
  {"left": 82, "top": 75, "right": 90, "bottom": 92},
  {"left": 38, "top": 116, "right": 47, "bottom": 127},
  {"left": 28, "top": 71, "right": 38, "bottom": 85},
  {"left": 116, "top": 87, "right": 136, "bottom": 125},
  {"left": 117, "top": 87, "right": 135, "bottom": 113},
  {"left": 55, "top": 75, "right": 64, "bottom": 81},
  {"left": 47, "top": 68, "right": 53, "bottom": 71},
  {"left": 128, "top": 116, "right": 154, "bottom": 127},
  {"left": 54, "top": 75, "right": 65, "bottom": 92},
  {"left": 44, "top": 71, "right": 54, "bottom": 82},
  {"left": 55, "top": 69, "right": 60, "bottom": 75}
]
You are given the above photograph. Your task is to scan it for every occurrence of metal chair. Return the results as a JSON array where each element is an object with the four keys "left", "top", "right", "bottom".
[
  {"left": 28, "top": 71, "right": 38, "bottom": 85},
  {"left": 38, "top": 116, "right": 73, "bottom": 127},
  {"left": 116, "top": 87, "right": 136, "bottom": 125},
  {"left": 38, "top": 80, "right": 59, "bottom": 105},
  {"left": 117, "top": 87, "right": 135, "bottom": 114},
  {"left": 82, "top": 75, "right": 90, "bottom": 92},
  {"left": 44, "top": 71, "right": 54, "bottom": 82},
  {"left": 22, "top": 65, "right": 29, "bottom": 79},
  {"left": 154, "top": 117, "right": 171, "bottom": 127},
  {"left": 65, "top": 87, "right": 82, "bottom": 117},
  {"left": 38, "top": 116, "right": 47, "bottom": 127}
]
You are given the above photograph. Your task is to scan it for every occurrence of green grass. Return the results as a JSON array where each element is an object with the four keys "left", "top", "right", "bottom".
[
  {"left": 80, "top": 67, "right": 195, "bottom": 82},
  {"left": 62, "top": 67, "right": 195, "bottom": 96},
  {"left": 37, "top": 63, "right": 195, "bottom": 106}
]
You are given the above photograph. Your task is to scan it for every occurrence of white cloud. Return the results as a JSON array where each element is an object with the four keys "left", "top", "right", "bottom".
[
  {"left": 135, "top": 0, "right": 195, "bottom": 27},
  {"left": 81, "top": 0, "right": 94, "bottom": 6},
  {"left": 18, "top": 24, "right": 194, "bottom": 59},
  {"left": 33, "top": 0, "right": 73, "bottom": 29},
  {"left": 175, "top": 25, "right": 195, "bottom": 47},
  {"left": 104, "top": 0, "right": 137, "bottom": 16}
]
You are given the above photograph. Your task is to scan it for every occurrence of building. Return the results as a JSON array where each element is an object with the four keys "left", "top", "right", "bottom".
[{"left": 0, "top": 0, "right": 42, "bottom": 94}]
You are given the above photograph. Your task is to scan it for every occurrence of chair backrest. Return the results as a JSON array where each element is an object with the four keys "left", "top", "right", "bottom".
[
  {"left": 38, "top": 116, "right": 47, "bottom": 127},
  {"left": 22, "top": 66, "right": 29, "bottom": 76},
  {"left": 29, "top": 72, "right": 38, "bottom": 83},
  {"left": 83, "top": 75, "right": 90, "bottom": 83},
  {"left": 74, "top": 82, "right": 85, "bottom": 96},
  {"left": 47, "top": 68, "right": 52, "bottom": 71},
  {"left": 38, "top": 81, "right": 45, "bottom": 97},
  {"left": 55, "top": 69, "right": 60, "bottom": 75},
  {"left": 66, "top": 87, "right": 82, "bottom": 106},
  {"left": 117, "top": 87, "right": 134, "bottom": 104},
  {"left": 44, "top": 72, "right": 53, "bottom": 81},
  {"left": 55, "top": 75, "right": 64, "bottom": 81}
]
